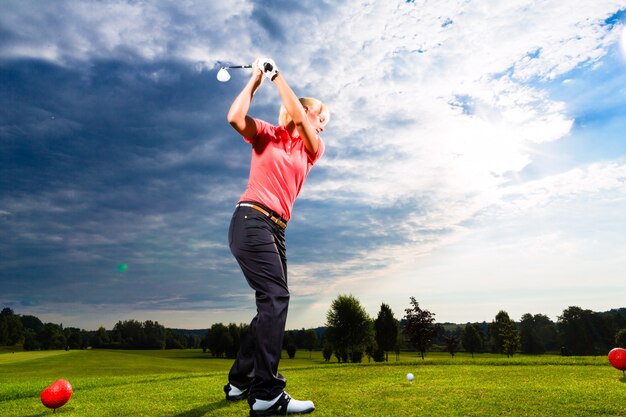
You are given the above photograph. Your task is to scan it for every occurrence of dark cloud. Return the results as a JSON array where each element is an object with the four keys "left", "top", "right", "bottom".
[
  {"left": 0, "top": 39, "right": 361, "bottom": 324},
  {"left": 0, "top": 57, "right": 264, "bottom": 311}
]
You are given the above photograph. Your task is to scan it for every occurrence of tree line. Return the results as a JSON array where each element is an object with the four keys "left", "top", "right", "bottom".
[
  {"left": 322, "top": 296, "right": 626, "bottom": 362},
  {"left": 0, "top": 308, "right": 201, "bottom": 351},
  {"left": 2, "top": 302, "right": 626, "bottom": 359}
]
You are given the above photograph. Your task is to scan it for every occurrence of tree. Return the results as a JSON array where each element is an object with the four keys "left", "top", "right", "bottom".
[
  {"left": 226, "top": 323, "right": 247, "bottom": 359},
  {"left": 206, "top": 323, "right": 232, "bottom": 358},
  {"left": 286, "top": 344, "right": 297, "bottom": 359},
  {"left": 143, "top": 321, "right": 166, "bottom": 349},
  {"left": 519, "top": 313, "right": 558, "bottom": 354},
  {"left": 322, "top": 343, "right": 332, "bottom": 362},
  {"left": 403, "top": 297, "right": 438, "bottom": 359},
  {"left": 21, "top": 315, "right": 44, "bottom": 333},
  {"left": 38, "top": 323, "right": 66, "bottom": 350},
  {"left": 165, "top": 330, "right": 188, "bottom": 349},
  {"left": 91, "top": 326, "right": 110, "bottom": 348},
  {"left": 488, "top": 311, "right": 507, "bottom": 353},
  {"left": 1, "top": 308, "right": 14, "bottom": 316},
  {"left": 23, "top": 328, "right": 40, "bottom": 350},
  {"left": 443, "top": 334, "right": 460, "bottom": 357},
  {"left": 7, "top": 315, "right": 24, "bottom": 345},
  {"left": 394, "top": 329, "right": 403, "bottom": 361},
  {"left": 519, "top": 313, "right": 541, "bottom": 354},
  {"left": 374, "top": 303, "right": 400, "bottom": 362},
  {"left": 187, "top": 333, "right": 201, "bottom": 349},
  {"left": 490, "top": 311, "right": 520, "bottom": 357},
  {"left": 64, "top": 327, "right": 83, "bottom": 349},
  {"left": 304, "top": 329, "right": 318, "bottom": 358},
  {"left": 461, "top": 323, "right": 483, "bottom": 358},
  {"left": 558, "top": 306, "right": 606, "bottom": 355},
  {"left": 0, "top": 315, "right": 8, "bottom": 345},
  {"left": 283, "top": 332, "right": 297, "bottom": 359},
  {"left": 532, "top": 314, "right": 559, "bottom": 352},
  {"left": 615, "top": 329, "right": 626, "bottom": 348},
  {"left": 113, "top": 320, "right": 144, "bottom": 348},
  {"left": 0, "top": 309, "right": 24, "bottom": 346},
  {"left": 325, "top": 294, "right": 374, "bottom": 363},
  {"left": 500, "top": 317, "right": 521, "bottom": 357}
]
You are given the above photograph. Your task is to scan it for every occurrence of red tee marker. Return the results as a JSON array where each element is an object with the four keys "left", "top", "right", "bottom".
[
  {"left": 608, "top": 348, "right": 626, "bottom": 374},
  {"left": 41, "top": 379, "right": 72, "bottom": 412}
]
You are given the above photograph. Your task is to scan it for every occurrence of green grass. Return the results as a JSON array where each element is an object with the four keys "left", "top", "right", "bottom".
[{"left": 1, "top": 349, "right": 625, "bottom": 416}]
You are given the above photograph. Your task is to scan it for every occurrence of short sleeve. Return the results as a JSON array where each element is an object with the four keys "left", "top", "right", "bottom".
[
  {"left": 308, "top": 136, "right": 325, "bottom": 164},
  {"left": 244, "top": 118, "right": 273, "bottom": 144}
]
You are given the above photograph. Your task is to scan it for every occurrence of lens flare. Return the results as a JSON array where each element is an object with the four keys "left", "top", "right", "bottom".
[{"left": 117, "top": 263, "right": 128, "bottom": 272}]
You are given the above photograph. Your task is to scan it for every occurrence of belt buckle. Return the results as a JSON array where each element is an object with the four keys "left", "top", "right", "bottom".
[{"left": 273, "top": 216, "right": 287, "bottom": 230}]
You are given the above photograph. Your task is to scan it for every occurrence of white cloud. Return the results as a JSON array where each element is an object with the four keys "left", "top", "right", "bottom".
[
  {"left": 294, "top": 1, "right": 622, "bottom": 238},
  {"left": 0, "top": 0, "right": 254, "bottom": 66},
  {"left": 497, "top": 162, "right": 626, "bottom": 213},
  {"left": 249, "top": 1, "right": 626, "bottom": 323},
  {"left": 621, "top": 24, "right": 626, "bottom": 59}
]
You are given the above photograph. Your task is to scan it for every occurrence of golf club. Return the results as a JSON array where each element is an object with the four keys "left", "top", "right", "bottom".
[{"left": 217, "top": 65, "right": 252, "bottom": 82}]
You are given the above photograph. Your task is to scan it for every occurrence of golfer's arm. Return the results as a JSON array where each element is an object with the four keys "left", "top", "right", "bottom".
[
  {"left": 227, "top": 76, "right": 263, "bottom": 139},
  {"left": 272, "top": 74, "right": 319, "bottom": 155}
]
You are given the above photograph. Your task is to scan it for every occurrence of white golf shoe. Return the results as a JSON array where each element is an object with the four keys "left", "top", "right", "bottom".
[
  {"left": 249, "top": 391, "right": 314, "bottom": 416},
  {"left": 224, "top": 383, "right": 248, "bottom": 401}
]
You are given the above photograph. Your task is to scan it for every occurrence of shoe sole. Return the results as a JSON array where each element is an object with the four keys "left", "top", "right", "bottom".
[
  {"left": 226, "top": 392, "right": 248, "bottom": 401},
  {"left": 249, "top": 407, "right": 314, "bottom": 416}
]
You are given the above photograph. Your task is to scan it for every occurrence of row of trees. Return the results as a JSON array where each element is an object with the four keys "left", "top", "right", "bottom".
[
  {"left": 322, "top": 295, "right": 500, "bottom": 363},
  {"left": 3, "top": 303, "right": 626, "bottom": 359},
  {"left": 324, "top": 295, "right": 432, "bottom": 363},
  {"left": 322, "top": 296, "right": 626, "bottom": 363},
  {"left": 0, "top": 308, "right": 200, "bottom": 351},
  {"left": 201, "top": 322, "right": 320, "bottom": 359},
  {"left": 94, "top": 320, "right": 202, "bottom": 350}
]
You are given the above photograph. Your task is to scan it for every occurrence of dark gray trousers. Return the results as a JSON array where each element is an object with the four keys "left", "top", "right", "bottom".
[{"left": 227, "top": 204, "right": 289, "bottom": 400}]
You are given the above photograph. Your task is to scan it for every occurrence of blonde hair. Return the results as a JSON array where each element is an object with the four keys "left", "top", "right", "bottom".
[{"left": 278, "top": 97, "right": 330, "bottom": 128}]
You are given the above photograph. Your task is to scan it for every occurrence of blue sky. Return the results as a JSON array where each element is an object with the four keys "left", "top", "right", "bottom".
[{"left": 1, "top": 1, "right": 625, "bottom": 330}]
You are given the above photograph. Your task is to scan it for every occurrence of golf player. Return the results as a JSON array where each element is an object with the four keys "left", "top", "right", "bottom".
[{"left": 223, "top": 57, "right": 328, "bottom": 416}]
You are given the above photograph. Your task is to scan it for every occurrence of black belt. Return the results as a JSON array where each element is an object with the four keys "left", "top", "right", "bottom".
[{"left": 237, "top": 202, "right": 287, "bottom": 230}]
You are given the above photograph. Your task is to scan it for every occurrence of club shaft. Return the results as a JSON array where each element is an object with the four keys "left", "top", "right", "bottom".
[{"left": 227, "top": 65, "right": 252, "bottom": 69}]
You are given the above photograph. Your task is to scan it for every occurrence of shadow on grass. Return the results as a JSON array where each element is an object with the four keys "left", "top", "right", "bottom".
[
  {"left": 173, "top": 400, "right": 230, "bottom": 417},
  {"left": 25, "top": 405, "right": 80, "bottom": 416}
]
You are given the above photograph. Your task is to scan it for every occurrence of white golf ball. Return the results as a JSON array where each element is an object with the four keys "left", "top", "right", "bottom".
[{"left": 406, "top": 373, "right": 414, "bottom": 382}]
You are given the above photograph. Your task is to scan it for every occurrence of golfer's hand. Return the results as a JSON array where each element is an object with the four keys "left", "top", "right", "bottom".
[
  {"left": 258, "top": 57, "right": 279, "bottom": 80},
  {"left": 251, "top": 58, "right": 265, "bottom": 83}
]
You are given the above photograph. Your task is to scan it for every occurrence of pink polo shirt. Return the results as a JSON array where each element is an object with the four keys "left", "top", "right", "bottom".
[{"left": 239, "top": 118, "right": 324, "bottom": 221}]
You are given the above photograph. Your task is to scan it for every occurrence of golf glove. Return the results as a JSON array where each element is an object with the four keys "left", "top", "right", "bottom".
[{"left": 258, "top": 58, "right": 279, "bottom": 81}]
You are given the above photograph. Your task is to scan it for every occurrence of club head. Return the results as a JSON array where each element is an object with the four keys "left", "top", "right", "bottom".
[{"left": 217, "top": 67, "right": 231, "bottom": 82}]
